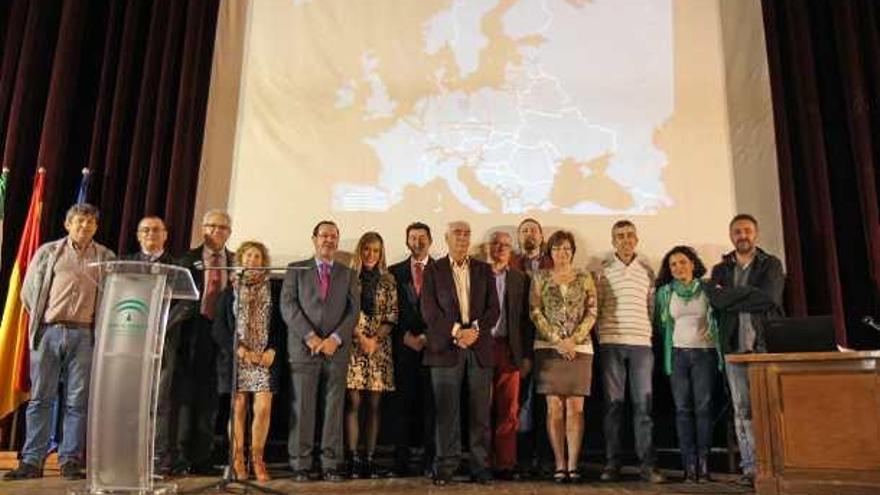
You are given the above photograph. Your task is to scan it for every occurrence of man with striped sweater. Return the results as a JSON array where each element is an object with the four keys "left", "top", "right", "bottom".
[{"left": 596, "top": 220, "right": 665, "bottom": 483}]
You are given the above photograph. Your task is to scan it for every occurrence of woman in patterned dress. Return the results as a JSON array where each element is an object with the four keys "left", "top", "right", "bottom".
[
  {"left": 530, "top": 230, "right": 598, "bottom": 483},
  {"left": 212, "top": 241, "right": 279, "bottom": 482},
  {"left": 345, "top": 232, "right": 398, "bottom": 478}
]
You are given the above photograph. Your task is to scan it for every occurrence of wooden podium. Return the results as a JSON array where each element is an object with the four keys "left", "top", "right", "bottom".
[{"left": 727, "top": 351, "right": 880, "bottom": 495}]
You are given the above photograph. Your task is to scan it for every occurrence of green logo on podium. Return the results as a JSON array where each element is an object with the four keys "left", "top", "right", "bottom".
[{"left": 110, "top": 298, "right": 149, "bottom": 334}]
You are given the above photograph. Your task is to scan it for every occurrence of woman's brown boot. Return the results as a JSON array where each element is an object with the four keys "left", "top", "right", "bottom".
[
  {"left": 233, "top": 448, "right": 248, "bottom": 480},
  {"left": 253, "top": 450, "right": 270, "bottom": 482}
]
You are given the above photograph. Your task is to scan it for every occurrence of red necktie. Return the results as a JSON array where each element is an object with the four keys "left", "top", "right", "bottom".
[
  {"left": 202, "top": 252, "right": 222, "bottom": 319},
  {"left": 413, "top": 262, "right": 424, "bottom": 296},
  {"left": 319, "top": 263, "right": 331, "bottom": 301}
]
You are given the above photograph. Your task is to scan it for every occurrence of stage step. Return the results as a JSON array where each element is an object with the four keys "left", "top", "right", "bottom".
[{"left": 0, "top": 451, "right": 58, "bottom": 470}]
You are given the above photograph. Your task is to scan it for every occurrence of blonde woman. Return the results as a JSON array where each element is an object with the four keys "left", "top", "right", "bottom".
[
  {"left": 345, "top": 232, "right": 398, "bottom": 478},
  {"left": 212, "top": 241, "right": 278, "bottom": 481},
  {"left": 530, "top": 230, "right": 598, "bottom": 483}
]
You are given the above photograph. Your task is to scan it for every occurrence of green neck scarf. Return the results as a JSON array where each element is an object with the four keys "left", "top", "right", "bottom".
[{"left": 655, "top": 279, "right": 722, "bottom": 375}]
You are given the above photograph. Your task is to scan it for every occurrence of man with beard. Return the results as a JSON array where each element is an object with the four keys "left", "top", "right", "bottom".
[
  {"left": 509, "top": 218, "right": 551, "bottom": 479},
  {"left": 388, "top": 222, "right": 436, "bottom": 477},
  {"left": 511, "top": 218, "right": 551, "bottom": 274},
  {"left": 708, "top": 214, "right": 784, "bottom": 488}
]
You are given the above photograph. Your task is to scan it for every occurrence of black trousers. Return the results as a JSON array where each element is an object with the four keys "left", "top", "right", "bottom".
[
  {"left": 431, "top": 350, "right": 492, "bottom": 477},
  {"left": 153, "top": 325, "right": 181, "bottom": 468},
  {"left": 175, "top": 316, "right": 218, "bottom": 466},
  {"left": 389, "top": 345, "right": 435, "bottom": 468}
]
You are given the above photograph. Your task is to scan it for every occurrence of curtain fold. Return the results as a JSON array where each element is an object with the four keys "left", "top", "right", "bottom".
[
  {"left": 763, "top": 0, "right": 880, "bottom": 348},
  {"left": 0, "top": 0, "right": 219, "bottom": 280}
]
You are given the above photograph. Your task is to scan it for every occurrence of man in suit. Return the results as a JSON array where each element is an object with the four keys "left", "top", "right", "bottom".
[
  {"left": 122, "top": 216, "right": 194, "bottom": 476},
  {"left": 511, "top": 218, "right": 551, "bottom": 478},
  {"left": 486, "top": 230, "right": 534, "bottom": 480},
  {"left": 174, "top": 210, "right": 234, "bottom": 474},
  {"left": 510, "top": 218, "right": 551, "bottom": 274},
  {"left": 388, "top": 222, "right": 436, "bottom": 477},
  {"left": 421, "top": 220, "right": 500, "bottom": 485},
  {"left": 282, "top": 220, "right": 359, "bottom": 482}
]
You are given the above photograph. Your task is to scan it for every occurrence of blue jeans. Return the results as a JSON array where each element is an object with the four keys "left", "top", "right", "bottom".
[
  {"left": 600, "top": 344, "right": 656, "bottom": 468},
  {"left": 670, "top": 348, "right": 717, "bottom": 464},
  {"left": 21, "top": 324, "right": 93, "bottom": 467},
  {"left": 725, "top": 361, "right": 755, "bottom": 474}
]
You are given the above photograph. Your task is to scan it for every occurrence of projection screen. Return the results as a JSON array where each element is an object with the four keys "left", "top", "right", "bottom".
[{"left": 205, "top": 0, "right": 779, "bottom": 267}]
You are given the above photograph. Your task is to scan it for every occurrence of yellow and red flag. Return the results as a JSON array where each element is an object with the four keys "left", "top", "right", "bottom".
[{"left": 0, "top": 169, "right": 46, "bottom": 420}]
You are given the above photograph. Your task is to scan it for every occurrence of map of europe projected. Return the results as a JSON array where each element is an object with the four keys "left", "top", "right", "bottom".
[{"left": 289, "top": 0, "right": 673, "bottom": 215}]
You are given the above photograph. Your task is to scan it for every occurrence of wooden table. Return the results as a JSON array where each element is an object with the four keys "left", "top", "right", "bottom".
[{"left": 727, "top": 351, "right": 880, "bottom": 495}]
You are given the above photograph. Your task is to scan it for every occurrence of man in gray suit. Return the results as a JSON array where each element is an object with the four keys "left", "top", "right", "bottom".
[{"left": 281, "top": 220, "right": 359, "bottom": 482}]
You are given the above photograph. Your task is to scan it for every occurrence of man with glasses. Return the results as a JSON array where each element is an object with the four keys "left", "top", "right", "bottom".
[
  {"left": 122, "top": 216, "right": 193, "bottom": 476},
  {"left": 486, "top": 231, "right": 533, "bottom": 481},
  {"left": 175, "top": 210, "right": 234, "bottom": 475}
]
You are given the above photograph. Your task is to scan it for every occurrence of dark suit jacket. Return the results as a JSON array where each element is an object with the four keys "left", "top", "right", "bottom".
[
  {"left": 280, "top": 257, "right": 360, "bottom": 365},
  {"left": 121, "top": 250, "right": 194, "bottom": 330},
  {"left": 388, "top": 257, "right": 434, "bottom": 344},
  {"left": 709, "top": 248, "right": 785, "bottom": 354},
  {"left": 510, "top": 252, "right": 552, "bottom": 275},
  {"left": 497, "top": 267, "right": 534, "bottom": 367},
  {"left": 420, "top": 256, "right": 500, "bottom": 368},
  {"left": 177, "top": 244, "right": 236, "bottom": 317}
]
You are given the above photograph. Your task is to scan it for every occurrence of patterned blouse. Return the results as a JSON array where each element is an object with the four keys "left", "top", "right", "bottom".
[{"left": 530, "top": 269, "right": 598, "bottom": 353}]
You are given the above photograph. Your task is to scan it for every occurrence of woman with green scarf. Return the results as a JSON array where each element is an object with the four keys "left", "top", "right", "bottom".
[{"left": 654, "top": 246, "right": 722, "bottom": 484}]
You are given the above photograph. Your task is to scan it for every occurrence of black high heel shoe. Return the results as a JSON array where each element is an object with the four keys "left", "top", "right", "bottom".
[{"left": 553, "top": 470, "right": 568, "bottom": 484}]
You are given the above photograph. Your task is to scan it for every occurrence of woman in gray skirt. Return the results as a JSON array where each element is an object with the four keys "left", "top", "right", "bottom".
[{"left": 529, "top": 230, "right": 598, "bottom": 483}]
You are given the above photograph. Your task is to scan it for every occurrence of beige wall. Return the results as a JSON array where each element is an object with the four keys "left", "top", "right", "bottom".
[{"left": 719, "top": 0, "right": 785, "bottom": 262}]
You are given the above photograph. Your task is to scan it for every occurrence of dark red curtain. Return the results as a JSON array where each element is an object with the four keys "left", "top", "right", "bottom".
[
  {"left": 763, "top": 0, "right": 880, "bottom": 348},
  {"left": 0, "top": 0, "right": 219, "bottom": 275}
]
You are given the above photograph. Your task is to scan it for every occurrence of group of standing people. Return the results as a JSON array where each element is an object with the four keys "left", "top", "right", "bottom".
[{"left": 3, "top": 204, "right": 784, "bottom": 490}]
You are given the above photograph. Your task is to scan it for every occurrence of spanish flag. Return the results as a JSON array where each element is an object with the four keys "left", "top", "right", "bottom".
[{"left": 0, "top": 169, "right": 45, "bottom": 420}]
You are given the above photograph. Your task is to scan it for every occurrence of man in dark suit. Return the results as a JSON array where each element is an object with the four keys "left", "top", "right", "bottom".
[
  {"left": 511, "top": 218, "right": 551, "bottom": 478},
  {"left": 174, "top": 210, "right": 235, "bottom": 474},
  {"left": 486, "top": 231, "right": 534, "bottom": 480},
  {"left": 123, "top": 216, "right": 194, "bottom": 476},
  {"left": 281, "top": 220, "right": 359, "bottom": 482},
  {"left": 421, "top": 221, "right": 500, "bottom": 485},
  {"left": 388, "top": 222, "right": 436, "bottom": 477}
]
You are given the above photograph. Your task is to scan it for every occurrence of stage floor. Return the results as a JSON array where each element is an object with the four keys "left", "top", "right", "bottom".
[{"left": 0, "top": 465, "right": 755, "bottom": 495}]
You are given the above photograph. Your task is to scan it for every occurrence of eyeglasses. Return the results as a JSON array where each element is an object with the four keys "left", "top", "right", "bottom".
[
  {"left": 550, "top": 246, "right": 573, "bottom": 252},
  {"left": 204, "top": 224, "right": 230, "bottom": 231},
  {"left": 138, "top": 227, "right": 166, "bottom": 233}
]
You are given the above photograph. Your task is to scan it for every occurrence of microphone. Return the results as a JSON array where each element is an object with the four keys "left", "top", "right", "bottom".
[
  {"left": 192, "top": 261, "right": 311, "bottom": 272},
  {"left": 863, "top": 316, "right": 880, "bottom": 333}
]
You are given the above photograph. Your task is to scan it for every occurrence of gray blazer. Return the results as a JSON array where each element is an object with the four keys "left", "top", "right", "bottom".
[
  {"left": 281, "top": 257, "right": 360, "bottom": 364},
  {"left": 22, "top": 237, "right": 116, "bottom": 349}
]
